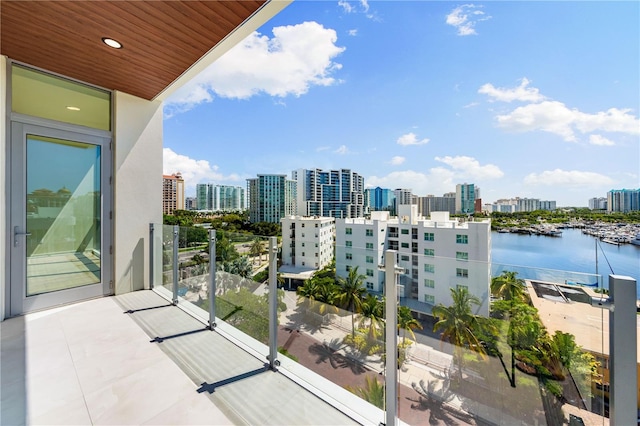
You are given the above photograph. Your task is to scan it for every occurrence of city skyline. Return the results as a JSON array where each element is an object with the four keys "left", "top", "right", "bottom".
[{"left": 163, "top": 1, "right": 639, "bottom": 207}]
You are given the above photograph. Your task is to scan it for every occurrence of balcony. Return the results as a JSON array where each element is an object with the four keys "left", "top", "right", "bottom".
[{"left": 1, "top": 225, "right": 637, "bottom": 426}]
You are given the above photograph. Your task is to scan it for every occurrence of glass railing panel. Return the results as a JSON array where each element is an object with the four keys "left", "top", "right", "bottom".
[
  {"left": 161, "top": 224, "right": 176, "bottom": 294},
  {"left": 391, "top": 250, "right": 607, "bottom": 425},
  {"left": 176, "top": 224, "right": 210, "bottom": 308}
]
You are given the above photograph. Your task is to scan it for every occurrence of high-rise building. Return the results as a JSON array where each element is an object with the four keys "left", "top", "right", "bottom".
[
  {"left": 162, "top": 173, "right": 185, "bottom": 215},
  {"left": 247, "top": 175, "right": 296, "bottom": 223},
  {"left": 607, "top": 189, "right": 640, "bottom": 213},
  {"left": 365, "top": 187, "right": 395, "bottom": 213},
  {"left": 292, "top": 168, "right": 365, "bottom": 219},
  {"left": 195, "top": 184, "right": 245, "bottom": 211},
  {"left": 185, "top": 197, "right": 197, "bottom": 210},
  {"left": 417, "top": 195, "right": 456, "bottom": 216},
  {"left": 455, "top": 183, "right": 478, "bottom": 214},
  {"left": 589, "top": 197, "right": 607, "bottom": 210},
  {"left": 336, "top": 205, "right": 491, "bottom": 316}
]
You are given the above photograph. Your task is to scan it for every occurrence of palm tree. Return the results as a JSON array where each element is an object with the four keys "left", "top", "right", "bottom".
[
  {"left": 398, "top": 305, "right": 423, "bottom": 345},
  {"left": 491, "top": 271, "right": 527, "bottom": 388},
  {"left": 491, "top": 271, "right": 527, "bottom": 302},
  {"left": 358, "top": 294, "right": 385, "bottom": 341},
  {"left": 230, "top": 255, "right": 253, "bottom": 278},
  {"left": 249, "top": 238, "right": 263, "bottom": 264},
  {"left": 432, "top": 287, "right": 487, "bottom": 382},
  {"left": 337, "top": 267, "right": 367, "bottom": 337},
  {"left": 346, "top": 376, "right": 385, "bottom": 409}
]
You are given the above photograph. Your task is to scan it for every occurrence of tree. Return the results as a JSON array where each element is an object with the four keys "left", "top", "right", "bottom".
[
  {"left": 432, "top": 287, "right": 487, "bottom": 382},
  {"left": 358, "top": 294, "right": 384, "bottom": 341},
  {"left": 249, "top": 238, "right": 263, "bottom": 264},
  {"left": 337, "top": 267, "right": 367, "bottom": 337},
  {"left": 491, "top": 271, "right": 528, "bottom": 387},
  {"left": 398, "top": 305, "right": 423, "bottom": 345},
  {"left": 346, "top": 376, "right": 385, "bottom": 409}
]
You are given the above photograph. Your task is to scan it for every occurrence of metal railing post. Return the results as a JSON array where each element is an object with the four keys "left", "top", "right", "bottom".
[
  {"left": 268, "top": 236, "right": 279, "bottom": 371},
  {"left": 384, "top": 249, "right": 398, "bottom": 426},
  {"left": 208, "top": 229, "right": 217, "bottom": 329},
  {"left": 608, "top": 274, "right": 637, "bottom": 426},
  {"left": 172, "top": 225, "right": 179, "bottom": 305},
  {"left": 149, "top": 223, "right": 155, "bottom": 289}
]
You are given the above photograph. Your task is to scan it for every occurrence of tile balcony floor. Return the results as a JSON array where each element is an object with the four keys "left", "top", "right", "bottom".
[{"left": 0, "top": 291, "right": 359, "bottom": 425}]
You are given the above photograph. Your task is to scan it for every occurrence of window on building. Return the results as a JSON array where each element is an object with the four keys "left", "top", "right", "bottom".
[
  {"left": 401, "top": 229, "right": 409, "bottom": 235},
  {"left": 366, "top": 229, "right": 373, "bottom": 237},
  {"left": 366, "top": 282, "right": 374, "bottom": 290},
  {"left": 302, "top": 223, "right": 305, "bottom": 227},
  {"left": 424, "top": 264, "right": 435, "bottom": 273},
  {"left": 424, "top": 248, "right": 434, "bottom": 257},
  {"left": 301, "top": 242, "right": 305, "bottom": 247},
  {"left": 389, "top": 241, "right": 398, "bottom": 250},
  {"left": 401, "top": 255, "right": 410, "bottom": 261},
  {"left": 346, "top": 265, "right": 351, "bottom": 272},
  {"left": 366, "top": 269, "right": 374, "bottom": 277},
  {"left": 401, "top": 242, "right": 409, "bottom": 248},
  {"left": 346, "top": 228, "right": 352, "bottom": 235},
  {"left": 424, "top": 232, "right": 434, "bottom": 241},
  {"left": 456, "top": 268, "right": 469, "bottom": 278},
  {"left": 424, "top": 279, "right": 435, "bottom": 288},
  {"left": 456, "top": 234, "right": 468, "bottom": 244},
  {"left": 456, "top": 284, "right": 468, "bottom": 292},
  {"left": 302, "top": 252, "right": 305, "bottom": 256},
  {"left": 366, "top": 242, "right": 374, "bottom": 250},
  {"left": 424, "top": 294, "right": 435, "bottom": 304},
  {"left": 366, "top": 256, "right": 374, "bottom": 264},
  {"left": 456, "top": 251, "right": 469, "bottom": 260},
  {"left": 346, "top": 241, "right": 352, "bottom": 247}
]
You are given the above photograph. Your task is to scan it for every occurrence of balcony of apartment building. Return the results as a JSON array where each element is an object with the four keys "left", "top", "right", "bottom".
[{"left": 1, "top": 2, "right": 638, "bottom": 425}]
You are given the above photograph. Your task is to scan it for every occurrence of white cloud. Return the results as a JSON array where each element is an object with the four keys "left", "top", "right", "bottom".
[
  {"left": 397, "top": 132, "right": 430, "bottom": 146},
  {"left": 435, "top": 155, "right": 504, "bottom": 179},
  {"left": 338, "top": 0, "right": 370, "bottom": 15},
  {"left": 390, "top": 156, "right": 406, "bottom": 165},
  {"left": 589, "top": 134, "right": 616, "bottom": 146},
  {"left": 338, "top": 0, "right": 354, "bottom": 13},
  {"left": 446, "top": 4, "right": 491, "bottom": 36},
  {"left": 478, "top": 78, "right": 545, "bottom": 103},
  {"left": 335, "top": 145, "right": 349, "bottom": 154},
  {"left": 165, "top": 22, "right": 345, "bottom": 116},
  {"left": 163, "top": 148, "right": 241, "bottom": 192},
  {"left": 524, "top": 169, "right": 614, "bottom": 187},
  {"left": 316, "top": 146, "right": 331, "bottom": 152},
  {"left": 495, "top": 101, "right": 640, "bottom": 142},
  {"left": 463, "top": 102, "right": 479, "bottom": 108},
  {"left": 348, "top": 29, "right": 358, "bottom": 36}
]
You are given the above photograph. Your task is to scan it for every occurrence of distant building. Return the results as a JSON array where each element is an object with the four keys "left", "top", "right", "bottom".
[
  {"left": 365, "top": 187, "right": 395, "bottom": 214},
  {"left": 292, "top": 168, "right": 365, "bottom": 219},
  {"left": 607, "top": 189, "right": 640, "bottom": 213},
  {"left": 588, "top": 197, "right": 607, "bottom": 211},
  {"left": 185, "top": 197, "right": 197, "bottom": 210},
  {"left": 486, "top": 197, "right": 556, "bottom": 213},
  {"left": 196, "top": 184, "right": 245, "bottom": 212},
  {"left": 417, "top": 195, "right": 456, "bottom": 216},
  {"left": 455, "top": 183, "right": 478, "bottom": 214},
  {"left": 336, "top": 205, "right": 491, "bottom": 317},
  {"left": 162, "top": 173, "right": 184, "bottom": 215},
  {"left": 247, "top": 175, "right": 296, "bottom": 223}
]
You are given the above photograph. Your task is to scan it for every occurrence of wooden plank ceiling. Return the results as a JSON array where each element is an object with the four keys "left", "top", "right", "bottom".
[{"left": 1, "top": 1, "right": 266, "bottom": 100}]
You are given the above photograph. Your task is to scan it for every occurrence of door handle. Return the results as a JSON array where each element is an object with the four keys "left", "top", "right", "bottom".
[{"left": 14, "top": 226, "right": 31, "bottom": 247}]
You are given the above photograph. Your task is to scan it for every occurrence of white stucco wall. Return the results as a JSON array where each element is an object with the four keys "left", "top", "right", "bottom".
[
  {"left": 113, "top": 92, "right": 163, "bottom": 295},
  {"left": 1, "top": 55, "right": 7, "bottom": 320}
]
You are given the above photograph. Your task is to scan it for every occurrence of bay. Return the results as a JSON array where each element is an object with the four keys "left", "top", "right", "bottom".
[{"left": 491, "top": 228, "right": 640, "bottom": 296}]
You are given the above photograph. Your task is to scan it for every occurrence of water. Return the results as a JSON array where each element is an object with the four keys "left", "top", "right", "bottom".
[{"left": 491, "top": 228, "right": 640, "bottom": 296}]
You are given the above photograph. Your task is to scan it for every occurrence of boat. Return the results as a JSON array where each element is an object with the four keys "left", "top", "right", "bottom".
[{"left": 631, "top": 234, "right": 640, "bottom": 246}]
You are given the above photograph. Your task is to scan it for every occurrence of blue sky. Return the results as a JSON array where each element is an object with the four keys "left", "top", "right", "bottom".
[{"left": 163, "top": 1, "right": 639, "bottom": 207}]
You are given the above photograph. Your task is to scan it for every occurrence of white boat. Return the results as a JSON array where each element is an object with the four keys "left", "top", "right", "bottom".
[{"left": 631, "top": 233, "right": 640, "bottom": 246}]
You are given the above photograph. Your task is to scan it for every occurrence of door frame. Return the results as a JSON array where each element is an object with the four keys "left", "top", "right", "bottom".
[{"left": 8, "top": 115, "right": 112, "bottom": 316}]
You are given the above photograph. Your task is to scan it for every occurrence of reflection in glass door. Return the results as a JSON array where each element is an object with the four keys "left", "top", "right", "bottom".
[
  {"left": 26, "top": 135, "right": 102, "bottom": 296},
  {"left": 10, "top": 123, "right": 111, "bottom": 316}
]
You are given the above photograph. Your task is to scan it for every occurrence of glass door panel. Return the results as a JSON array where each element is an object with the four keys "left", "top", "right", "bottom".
[{"left": 25, "top": 135, "right": 102, "bottom": 296}]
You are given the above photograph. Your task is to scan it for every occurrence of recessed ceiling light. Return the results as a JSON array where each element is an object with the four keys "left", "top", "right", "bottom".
[
  {"left": 66, "top": 106, "right": 81, "bottom": 111},
  {"left": 102, "top": 37, "right": 122, "bottom": 49}
]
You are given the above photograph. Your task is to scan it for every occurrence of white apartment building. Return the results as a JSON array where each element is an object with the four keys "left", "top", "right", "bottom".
[
  {"left": 280, "top": 216, "right": 335, "bottom": 270},
  {"left": 336, "top": 205, "right": 491, "bottom": 317},
  {"left": 335, "top": 212, "right": 389, "bottom": 292}
]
